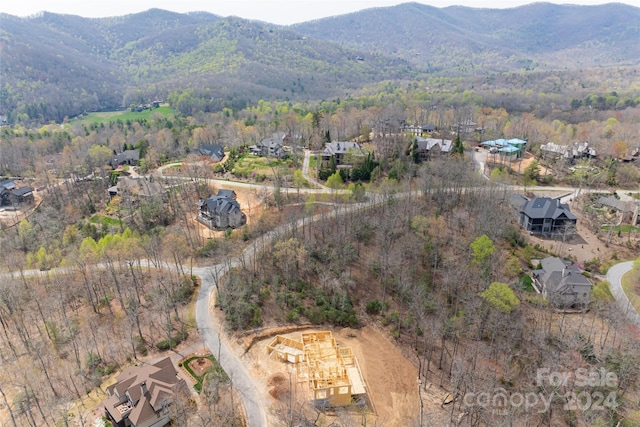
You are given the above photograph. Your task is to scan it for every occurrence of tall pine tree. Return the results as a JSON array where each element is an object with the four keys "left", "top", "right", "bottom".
[{"left": 453, "top": 133, "right": 464, "bottom": 156}]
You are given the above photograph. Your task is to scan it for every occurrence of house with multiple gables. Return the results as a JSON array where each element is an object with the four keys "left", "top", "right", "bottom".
[
  {"left": 110, "top": 149, "right": 140, "bottom": 168},
  {"left": 532, "top": 256, "right": 593, "bottom": 307},
  {"left": 197, "top": 189, "right": 246, "bottom": 229},
  {"left": 193, "top": 144, "right": 225, "bottom": 162},
  {"left": 250, "top": 132, "right": 289, "bottom": 158},
  {"left": 1, "top": 179, "right": 34, "bottom": 206},
  {"left": 321, "top": 141, "right": 366, "bottom": 168},
  {"left": 415, "top": 137, "right": 453, "bottom": 161},
  {"left": 517, "top": 197, "right": 577, "bottom": 236},
  {"left": 540, "top": 141, "right": 597, "bottom": 162},
  {"left": 595, "top": 194, "right": 640, "bottom": 226},
  {"left": 104, "top": 357, "right": 187, "bottom": 427}
]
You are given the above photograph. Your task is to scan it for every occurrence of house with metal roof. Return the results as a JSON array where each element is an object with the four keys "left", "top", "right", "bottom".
[{"left": 518, "top": 197, "right": 577, "bottom": 236}]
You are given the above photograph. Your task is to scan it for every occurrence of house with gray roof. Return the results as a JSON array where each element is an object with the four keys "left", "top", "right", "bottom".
[
  {"left": 533, "top": 256, "right": 593, "bottom": 307},
  {"left": 103, "top": 357, "right": 187, "bottom": 427},
  {"left": 0, "top": 179, "right": 16, "bottom": 191},
  {"left": 540, "top": 141, "right": 597, "bottom": 162},
  {"left": 322, "top": 141, "right": 365, "bottom": 168},
  {"left": 110, "top": 149, "right": 140, "bottom": 168},
  {"left": 415, "top": 137, "right": 453, "bottom": 161},
  {"left": 193, "top": 144, "right": 225, "bottom": 162},
  {"left": 250, "top": 132, "right": 289, "bottom": 158},
  {"left": 0, "top": 179, "right": 15, "bottom": 206},
  {"left": 595, "top": 195, "right": 640, "bottom": 226},
  {"left": 10, "top": 186, "right": 34, "bottom": 205},
  {"left": 518, "top": 197, "right": 577, "bottom": 236},
  {"left": 1, "top": 179, "right": 34, "bottom": 206},
  {"left": 108, "top": 177, "right": 166, "bottom": 209},
  {"left": 197, "top": 190, "right": 246, "bottom": 229}
]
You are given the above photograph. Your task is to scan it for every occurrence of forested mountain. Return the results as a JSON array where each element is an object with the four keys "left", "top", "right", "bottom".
[
  {"left": 0, "top": 2, "right": 638, "bottom": 124},
  {"left": 293, "top": 2, "right": 640, "bottom": 72}
]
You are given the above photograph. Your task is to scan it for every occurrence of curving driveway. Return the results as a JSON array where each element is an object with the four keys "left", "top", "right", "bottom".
[{"left": 606, "top": 261, "right": 640, "bottom": 326}]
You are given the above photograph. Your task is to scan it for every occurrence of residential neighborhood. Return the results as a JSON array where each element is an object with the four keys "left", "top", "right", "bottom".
[{"left": 0, "top": 5, "right": 639, "bottom": 425}]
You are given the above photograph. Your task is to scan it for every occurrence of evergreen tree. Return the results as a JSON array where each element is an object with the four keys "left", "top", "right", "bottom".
[
  {"left": 453, "top": 133, "right": 464, "bottom": 155},
  {"left": 411, "top": 138, "right": 420, "bottom": 163}
]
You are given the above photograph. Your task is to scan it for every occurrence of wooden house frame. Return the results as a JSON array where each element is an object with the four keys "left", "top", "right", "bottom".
[{"left": 267, "top": 331, "right": 367, "bottom": 407}]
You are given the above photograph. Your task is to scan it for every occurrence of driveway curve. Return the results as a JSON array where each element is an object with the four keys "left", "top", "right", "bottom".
[{"left": 606, "top": 261, "right": 640, "bottom": 326}]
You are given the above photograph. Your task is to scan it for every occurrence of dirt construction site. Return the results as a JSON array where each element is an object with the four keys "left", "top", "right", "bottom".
[{"left": 239, "top": 325, "right": 453, "bottom": 426}]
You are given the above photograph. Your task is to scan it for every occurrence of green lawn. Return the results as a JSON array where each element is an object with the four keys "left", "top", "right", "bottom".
[
  {"left": 621, "top": 266, "right": 640, "bottom": 315},
  {"left": 181, "top": 354, "right": 229, "bottom": 393},
  {"left": 309, "top": 154, "right": 319, "bottom": 169},
  {"left": 602, "top": 224, "right": 640, "bottom": 233},
  {"left": 90, "top": 214, "right": 123, "bottom": 228},
  {"left": 232, "top": 155, "right": 293, "bottom": 178},
  {"left": 72, "top": 105, "right": 175, "bottom": 125}
]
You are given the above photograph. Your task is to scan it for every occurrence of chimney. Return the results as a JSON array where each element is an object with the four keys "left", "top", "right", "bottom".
[
  {"left": 140, "top": 381, "right": 148, "bottom": 396},
  {"left": 562, "top": 267, "right": 567, "bottom": 278}
]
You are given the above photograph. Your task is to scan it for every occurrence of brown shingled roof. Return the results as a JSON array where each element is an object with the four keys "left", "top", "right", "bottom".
[{"left": 103, "top": 357, "right": 186, "bottom": 427}]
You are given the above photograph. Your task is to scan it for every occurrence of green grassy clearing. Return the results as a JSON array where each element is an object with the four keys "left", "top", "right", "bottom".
[
  {"left": 90, "top": 215, "right": 123, "bottom": 228},
  {"left": 309, "top": 154, "right": 319, "bottom": 169},
  {"left": 72, "top": 106, "right": 174, "bottom": 125},
  {"left": 232, "top": 155, "right": 293, "bottom": 178},
  {"left": 602, "top": 224, "right": 640, "bottom": 233},
  {"left": 516, "top": 274, "right": 536, "bottom": 292}
]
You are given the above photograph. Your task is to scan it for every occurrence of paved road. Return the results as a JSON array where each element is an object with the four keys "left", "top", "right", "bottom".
[
  {"left": 10, "top": 160, "right": 640, "bottom": 426},
  {"left": 606, "top": 261, "right": 640, "bottom": 326},
  {"left": 302, "top": 149, "right": 328, "bottom": 190},
  {"left": 5, "top": 258, "right": 270, "bottom": 426},
  {"left": 192, "top": 262, "right": 269, "bottom": 426}
]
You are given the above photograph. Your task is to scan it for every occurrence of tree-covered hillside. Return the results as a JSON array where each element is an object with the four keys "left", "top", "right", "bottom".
[
  {"left": 293, "top": 2, "right": 640, "bottom": 70},
  {"left": 0, "top": 3, "right": 638, "bottom": 125}
]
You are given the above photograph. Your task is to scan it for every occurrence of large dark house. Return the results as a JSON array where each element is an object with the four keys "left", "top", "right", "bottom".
[
  {"left": 197, "top": 189, "right": 246, "bottom": 229},
  {"left": 518, "top": 197, "right": 577, "bottom": 236}
]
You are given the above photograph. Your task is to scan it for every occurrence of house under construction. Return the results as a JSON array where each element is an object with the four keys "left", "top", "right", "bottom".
[{"left": 267, "top": 331, "right": 367, "bottom": 407}]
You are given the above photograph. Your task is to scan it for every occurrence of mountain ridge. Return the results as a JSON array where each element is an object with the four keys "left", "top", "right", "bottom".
[{"left": 0, "top": 2, "right": 638, "bottom": 124}]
